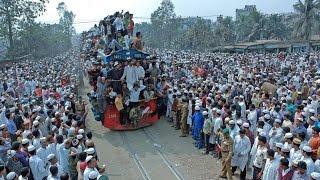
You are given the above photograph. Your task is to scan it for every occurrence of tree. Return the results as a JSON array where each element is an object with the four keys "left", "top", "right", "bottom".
[
  {"left": 213, "top": 15, "right": 235, "bottom": 45},
  {"left": 293, "top": 0, "right": 320, "bottom": 40},
  {"left": 56, "top": 2, "right": 75, "bottom": 48},
  {"left": 150, "top": 0, "right": 176, "bottom": 48},
  {"left": 0, "top": 0, "right": 48, "bottom": 57}
]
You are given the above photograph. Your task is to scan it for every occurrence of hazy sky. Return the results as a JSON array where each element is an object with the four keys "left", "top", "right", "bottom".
[{"left": 37, "top": 0, "right": 296, "bottom": 32}]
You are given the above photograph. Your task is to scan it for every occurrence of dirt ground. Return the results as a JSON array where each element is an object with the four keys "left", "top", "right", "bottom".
[{"left": 80, "top": 77, "right": 223, "bottom": 180}]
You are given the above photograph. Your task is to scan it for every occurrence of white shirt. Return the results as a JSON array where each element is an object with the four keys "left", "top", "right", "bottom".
[
  {"left": 262, "top": 158, "right": 279, "bottom": 180},
  {"left": 29, "top": 155, "right": 47, "bottom": 180},
  {"left": 253, "top": 145, "right": 268, "bottom": 168},
  {"left": 112, "top": 17, "right": 124, "bottom": 31},
  {"left": 83, "top": 167, "right": 99, "bottom": 180}
]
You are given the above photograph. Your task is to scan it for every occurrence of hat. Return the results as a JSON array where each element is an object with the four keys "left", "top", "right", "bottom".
[
  {"left": 311, "top": 172, "right": 320, "bottom": 179},
  {"left": 281, "top": 146, "right": 290, "bottom": 152},
  {"left": 284, "top": 133, "right": 293, "bottom": 139},
  {"left": 40, "top": 137, "right": 46, "bottom": 143},
  {"left": 85, "top": 155, "right": 94, "bottom": 163},
  {"left": 0, "top": 124, "right": 6, "bottom": 130},
  {"left": 275, "top": 143, "right": 283, "bottom": 149},
  {"left": 7, "top": 150, "right": 16, "bottom": 158},
  {"left": 47, "top": 154, "right": 55, "bottom": 161},
  {"left": 85, "top": 148, "right": 95, "bottom": 155},
  {"left": 72, "top": 139, "right": 79, "bottom": 146},
  {"left": 202, "top": 111, "right": 208, "bottom": 116},
  {"left": 293, "top": 138, "right": 301, "bottom": 145},
  {"left": 303, "top": 146, "right": 312, "bottom": 153},
  {"left": 76, "top": 134, "right": 83, "bottom": 140},
  {"left": 264, "top": 114, "right": 271, "bottom": 120},
  {"left": 229, "top": 120, "right": 235, "bottom": 125},
  {"left": 27, "top": 145, "right": 36, "bottom": 152},
  {"left": 35, "top": 116, "right": 41, "bottom": 121},
  {"left": 195, "top": 106, "right": 200, "bottom": 111},
  {"left": 236, "top": 120, "right": 242, "bottom": 125},
  {"left": 89, "top": 171, "right": 99, "bottom": 179},
  {"left": 78, "top": 129, "right": 85, "bottom": 134},
  {"left": 33, "top": 120, "right": 39, "bottom": 126},
  {"left": 243, "top": 123, "right": 249, "bottom": 128},
  {"left": 21, "top": 139, "right": 29, "bottom": 145},
  {"left": 275, "top": 119, "right": 282, "bottom": 124},
  {"left": 6, "top": 172, "right": 16, "bottom": 180}
]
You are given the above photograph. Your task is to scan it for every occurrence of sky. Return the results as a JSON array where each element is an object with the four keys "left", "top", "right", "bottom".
[{"left": 37, "top": 0, "right": 296, "bottom": 33}]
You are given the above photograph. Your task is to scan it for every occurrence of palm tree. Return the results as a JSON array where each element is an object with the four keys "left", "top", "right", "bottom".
[{"left": 293, "top": 0, "right": 320, "bottom": 40}]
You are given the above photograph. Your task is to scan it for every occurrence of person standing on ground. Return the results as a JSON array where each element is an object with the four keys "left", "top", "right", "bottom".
[
  {"left": 231, "top": 128, "right": 251, "bottom": 180},
  {"left": 220, "top": 128, "right": 233, "bottom": 180},
  {"left": 180, "top": 97, "right": 189, "bottom": 137},
  {"left": 202, "top": 111, "right": 213, "bottom": 154}
]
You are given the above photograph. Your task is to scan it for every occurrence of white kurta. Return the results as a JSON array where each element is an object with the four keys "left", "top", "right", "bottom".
[
  {"left": 37, "top": 147, "right": 50, "bottom": 166},
  {"left": 262, "top": 158, "right": 279, "bottom": 180},
  {"left": 187, "top": 101, "right": 193, "bottom": 125},
  {"left": 121, "top": 66, "right": 138, "bottom": 89},
  {"left": 209, "top": 117, "right": 222, "bottom": 144},
  {"left": 29, "top": 155, "right": 48, "bottom": 180},
  {"left": 231, "top": 135, "right": 251, "bottom": 171}
]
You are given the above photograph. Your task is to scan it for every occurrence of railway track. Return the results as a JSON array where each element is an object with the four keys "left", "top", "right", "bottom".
[{"left": 119, "top": 128, "right": 185, "bottom": 180}]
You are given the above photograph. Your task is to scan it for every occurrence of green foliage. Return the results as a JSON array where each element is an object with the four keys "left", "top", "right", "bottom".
[
  {"left": 0, "top": 0, "right": 48, "bottom": 57},
  {"left": 136, "top": 0, "right": 320, "bottom": 51},
  {"left": 293, "top": 0, "right": 320, "bottom": 40},
  {"left": 0, "top": 0, "right": 75, "bottom": 59}
]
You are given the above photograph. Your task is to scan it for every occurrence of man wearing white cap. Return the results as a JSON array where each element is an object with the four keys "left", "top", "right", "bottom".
[
  {"left": 6, "top": 172, "right": 17, "bottom": 180},
  {"left": 228, "top": 120, "right": 239, "bottom": 140},
  {"left": 28, "top": 145, "right": 48, "bottom": 180},
  {"left": 301, "top": 145, "right": 315, "bottom": 177},
  {"left": 262, "top": 149, "right": 279, "bottom": 180},
  {"left": 83, "top": 156, "right": 103, "bottom": 180},
  {"left": 247, "top": 105, "right": 258, "bottom": 134},
  {"left": 47, "top": 154, "right": 63, "bottom": 178},
  {"left": 210, "top": 109, "right": 222, "bottom": 149},
  {"left": 37, "top": 137, "right": 50, "bottom": 166},
  {"left": 191, "top": 106, "right": 204, "bottom": 149},
  {"left": 231, "top": 129, "right": 251, "bottom": 180},
  {"left": 202, "top": 111, "right": 212, "bottom": 154},
  {"left": 268, "top": 119, "right": 283, "bottom": 150},
  {"left": 311, "top": 172, "right": 320, "bottom": 180}
]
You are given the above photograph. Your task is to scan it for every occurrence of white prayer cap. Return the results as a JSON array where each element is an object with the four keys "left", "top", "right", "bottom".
[
  {"left": 195, "top": 106, "right": 200, "bottom": 110},
  {"left": 76, "top": 134, "right": 83, "bottom": 140},
  {"left": 7, "top": 150, "right": 16, "bottom": 158},
  {"left": 27, "top": 145, "right": 36, "bottom": 152},
  {"left": 35, "top": 116, "right": 41, "bottom": 121},
  {"left": 85, "top": 155, "right": 94, "bottom": 163},
  {"left": 281, "top": 145, "right": 290, "bottom": 152},
  {"left": 309, "top": 109, "right": 316, "bottom": 114},
  {"left": 243, "top": 123, "right": 249, "bottom": 128},
  {"left": 228, "top": 120, "right": 235, "bottom": 125},
  {"left": 202, "top": 111, "right": 208, "bottom": 116},
  {"left": 303, "top": 146, "right": 312, "bottom": 153},
  {"left": 259, "top": 132, "right": 266, "bottom": 137},
  {"left": 89, "top": 171, "right": 99, "bottom": 179},
  {"left": 33, "top": 120, "right": 39, "bottom": 126},
  {"left": 78, "top": 129, "right": 85, "bottom": 134},
  {"left": 51, "top": 118, "right": 56, "bottom": 122},
  {"left": 47, "top": 154, "right": 55, "bottom": 161},
  {"left": 264, "top": 114, "right": 271, "bottom": 120},
  {"left": 311, "top": 172, "right": 320, "bottom": 179},
  {"left": 54, "top": 112, "right": 60, "bottom": 116},
  {"left": 39, "top": 137, "right": 46, "bottom": 142},
  {"left": 21, "top": 139, "right": 29, "bottom": 145},
  {"left": 262, "top": 109, "right": 269, "bottom": 114},
  {"left": 6, "top": 172, "right": 17, "bottom": 180},
  {"left": 284, "top": 133, "right": 293, "bottom": 139},
  {"left": 275, "top": 143, "right": 283, "bottom": 149},
  {"left": 310, "top": 116, "right": 317, "bottom": 121},
  {"left": 85, "top": 148, "right": 95, "bottom": 155},
  {"left": 275, "top": 119, "right": 282, "bottom": 124},
  {"left": 0, "top": 124, "right": 6, "bottom": 130}
]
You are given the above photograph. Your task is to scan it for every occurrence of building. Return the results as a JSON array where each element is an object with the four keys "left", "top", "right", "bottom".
[
  {"left": 214, "top": 39, "right": 320, "bottom": 53},
  {"left": 236, "top": 5, "right": 257, "bottom": 20}
]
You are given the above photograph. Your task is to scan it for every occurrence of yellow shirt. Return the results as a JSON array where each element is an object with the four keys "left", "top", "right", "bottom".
[{"left": 115, "top": 97, "right": 124, "bottom": 111}]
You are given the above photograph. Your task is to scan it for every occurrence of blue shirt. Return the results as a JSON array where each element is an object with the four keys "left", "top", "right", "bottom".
[
  {"left": 7, "top": 119, "right": 17, "bottom": 135},
  {"left": 192, "top": 112, "right": 204, "bottom": 129}
]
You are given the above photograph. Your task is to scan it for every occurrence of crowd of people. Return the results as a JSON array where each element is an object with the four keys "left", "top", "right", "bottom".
[
  {"left": 0, "top": 50, "right": 109, "bottom": 180},
  {"left": 84, "top": 19, "right": 320, "bottom": 180}
]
